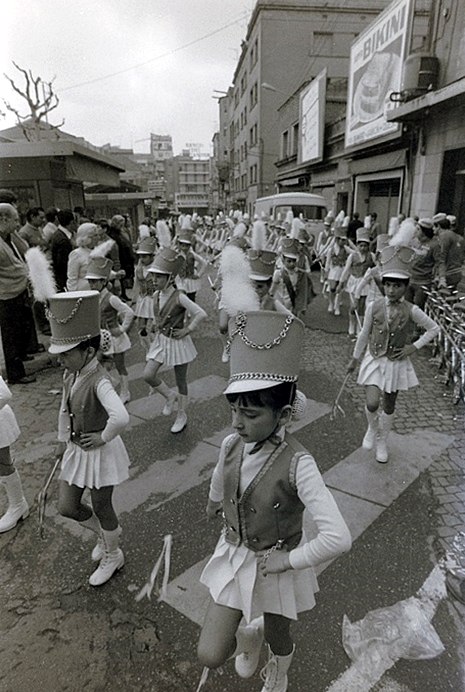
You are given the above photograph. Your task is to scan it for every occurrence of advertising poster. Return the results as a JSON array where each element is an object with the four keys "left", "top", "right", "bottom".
[
  {"left": 345, "top": 0, "right": 413, "bottom": 149},
  {"left": 299, "top": 69, "right": 326, "bottom": 164}
]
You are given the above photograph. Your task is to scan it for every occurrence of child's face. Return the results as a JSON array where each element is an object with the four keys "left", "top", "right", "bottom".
[
  {"left": 139, "top": 253, "right": 153, "bottom": 265},
  {"left": 229, "top": 399, "right": 283, "bottom": 444},
  {"left": 88, "top": 278, "right": 106, "bottom": 292},
  {"left": 152, "top": 272, "right": 170, "bottom": 290},
  {"left": 357, "top": 241, "right": 369, "bottom": 253},
  {"left": 283, "top": 256, "right": 297, "bottom": 271},
  {"left": 253, "top": 279, "right": 271, "bottom": 299},
  {"left": 57, "top": 345, "right": 90, "bottom": 373},
  {"left": 383, "top": 278, "right": 407, "bottom": 301},
  {"left": 336, "top": 237, "right": 346, "bottom": 246}
]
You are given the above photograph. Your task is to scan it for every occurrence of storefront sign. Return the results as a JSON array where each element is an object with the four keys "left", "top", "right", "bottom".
[
  {"left": 299, "top": 69, "right": 326, "bottom": 164},
  {"left": 345, "top": 0, "right": 413, "bottom": 149}
]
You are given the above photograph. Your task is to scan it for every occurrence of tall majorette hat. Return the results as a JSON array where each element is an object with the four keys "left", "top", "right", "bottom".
[
  {"left": 356, "top": 227, "right": 371, "bottom": 243},
  {"left": 224, "top": 311, "right": 304, "bottom": 394},
  {"left": 136, "top": 237, "right": 157, "bottom": 254},
  {"left": 47, "top": 291, "right": 101, "bottom": 354},
  {"left": 280, "top": 237, "right": 300, "bottom": 259},
  {"left": 247, "top": 248, "right": 277, "bottom": 281},
  {"left": 379, "top": 245, "right": 416, "bottom": 279},
  {"left": 177, "top": 229, "right": 194, "bottom": 245},
  {"left": 148, "top": 248, "right": 184, "bottom": 276},
  {"left": 85, "top": 256, "right": 113, "bottom": 281}
]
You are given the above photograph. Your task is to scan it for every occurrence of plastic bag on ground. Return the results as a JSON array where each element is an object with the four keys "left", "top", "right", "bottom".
[{"left": 342, "top": 596, "right": 444, "bottom": 681}]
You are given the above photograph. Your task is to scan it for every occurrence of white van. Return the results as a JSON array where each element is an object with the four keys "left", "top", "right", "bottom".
[{"left": 254, "top": 192, "right": 327, "bottom": 240}]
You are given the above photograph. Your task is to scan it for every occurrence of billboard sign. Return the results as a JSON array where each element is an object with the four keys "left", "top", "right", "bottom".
[
  {"left": 299, "top": 69, "right": 326, "bottom": 165},
  {"left": 345, "top": 0, "right": 413, "bottom": 149}
]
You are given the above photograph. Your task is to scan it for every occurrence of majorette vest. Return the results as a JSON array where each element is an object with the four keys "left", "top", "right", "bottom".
[
  {"left": 351, "top": 251, "right": 374, "bottom": 279},
  {"left": 331, "top": 245, "right": 349, "bottom": 267},
  {"left": 222, "top": 432, "right": 306, "bottom": 552},
  {"left": 177, "top": 250, "right": 198, "bottom": 279},
  {"left": 99, "top": 289, "right": 119, "bottom": 331},
  {"left": 153, "top": 289, "right": 186, "bottom": 336},
  {"left": 135, "top": 264, "right": 156, "bottom": 298},
  {"left": 63, "top": 363, "right": 109, "bottom": 447},
  {"left": 369, "top": 298, "right": 414, "bottom": 360}
]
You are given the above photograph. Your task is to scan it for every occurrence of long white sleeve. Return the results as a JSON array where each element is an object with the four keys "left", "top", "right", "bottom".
[
  {"left": 289, "top": 454, "right": 352, "bottom": 569},
  {"left": 109, "top": 293, "right": 135, "bottom": 332},
  {"left": 97, "top": 378, "right": 130, "bottom": 442},
  {"left": 178, "top": 291, "right": 207, "bottom": 331}
]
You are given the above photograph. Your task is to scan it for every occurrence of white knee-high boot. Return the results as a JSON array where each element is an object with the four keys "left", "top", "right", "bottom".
[
  {"left": 153, "top": 381, "right": 178, "bottom": 415},
  {"left": 376, "top": 412, "right": 394, "bottom": 463},
  {"left": 348, "top": 313, "right": 356, "bottom": 336},
  {"left": 171, "top": 394, "right": 187, "bottom": 433},
  {"left": 334, "top": 292, "right": 341, "bottom": 315},
  {"left": 89, "top": 526, "right": 124, "bottom": 586},
  {"left": 0, "top": 470, "right": 29, "bottom": 533},
  {"left": 80, "top": 512, "right": 104, "bottom": 561},
  {"left": 260, "top": 644, "right": 294, "bottom": 692},
  {"left": 327, "top": 293, "right": 335, "bottom": 313},
  {"left": 362, "top": 407, "right": 379, "bottom": 450},
  {"left": 119, "top": 375, "right": 131, "bottom": 404},
  {"left": 234, "top": 616, "right": 264, "bottom": 678}
]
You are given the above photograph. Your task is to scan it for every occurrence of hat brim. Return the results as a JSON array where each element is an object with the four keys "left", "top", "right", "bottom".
[
  {"left": 282, "top": 253, "right": 299, "bottom": 260},
  {"left": 147, "top": 268, "right": 170, "bottom": 274},
  {"left": 49, "top": 340, "right": 85, "bottom": 354},
  {"left": 250, "top": 273, "right": 272, "bottom": 281},
  {"left": 381, "top": 271, "right": 411, "bottom": 279},
  {"left": 85, "top": 274, "right": 107, "bottom": 280},
  {"left": 224, "top": 378, "right": 282, "bottom": 394}
]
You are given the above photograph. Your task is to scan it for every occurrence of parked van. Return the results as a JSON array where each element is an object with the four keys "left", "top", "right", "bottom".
[{"left": 254, "top": 192, "right": 327, "bottom": 240}]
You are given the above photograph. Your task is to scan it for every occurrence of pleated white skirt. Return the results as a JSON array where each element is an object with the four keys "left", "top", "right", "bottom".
[
  {"left": 0, "top": 405, "right": 20, "bottom": 448},
  {"left": 107, "top": 331, "right": 131, "bottom": 355},
  {"left": 134, "top": 295, "right": 154, "bottom": 319},
  {"left": 59, "top": 437, "right": 130, "bottom": 489},
  {"left": 146, "top": 332, "right": 197, "bottom": 366},
  {"left": 357, "top": 349, "right": 419, "bottom": 393},
  {"left": 200, "top": 533, "right": 319, "bottom": 623}
]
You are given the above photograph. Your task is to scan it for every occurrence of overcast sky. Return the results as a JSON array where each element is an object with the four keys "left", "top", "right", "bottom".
[{"left": 2, "top": 0, "right": 255, "bottom": 155}]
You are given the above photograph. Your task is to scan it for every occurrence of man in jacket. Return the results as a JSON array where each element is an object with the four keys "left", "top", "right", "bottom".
[{"left": 50, "top": 209, "right": 76, "bottom": 291}]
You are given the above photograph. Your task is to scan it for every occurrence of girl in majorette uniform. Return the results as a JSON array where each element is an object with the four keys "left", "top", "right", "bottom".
[
  {"left": 132, "top": 237, "right": 157, "bottom": 351},
  {"left": 338, "top": 227, "right": 375, "bottom": 335},
  {"left": 347, "top": 243, "right": 439, "bottom": 464},
  {"left": 271, "top": 235, "right": 312, "bottom": 320},
  {"left": 49, "top": 292, "right": 130, "bottom": 587},
  {"left": 353, "top": 234, "right": 390, "bottom": 309},
  {"left": 196, "top": 271, "right": 351, "bottom": 691},
  {"left": 85, "top": 256, "right": 135, "bottom": 405},
  {"left": 245, "top": 219, "right": 290, "bottom": 314},
  {"left": 0, "top": 376, "right": 28, "bottom": 533},
  {"left": 315, "top": 214, "right": 334, "bottom": 284},
  {"left": 324, "top": 224, "right": 352, "bottom": 315},
  {"left": 143, "top": 248, "right": 207, "bottom": 433},
  {"left": 175, "top": 224, "right": 207, "bottom": 302}
]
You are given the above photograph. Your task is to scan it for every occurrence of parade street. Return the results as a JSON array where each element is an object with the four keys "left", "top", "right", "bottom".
[{"left": 1, "top": 276, "right": 464, "bottom": 692}]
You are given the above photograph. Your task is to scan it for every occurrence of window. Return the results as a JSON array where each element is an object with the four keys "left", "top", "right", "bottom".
[
  {"left": 241, "top": 173, "right": 247, "bottom": 190},
  {"left": 241, "top": 73, "right": 247, "bottom": 96},
  {"left": 292, "top": 123, "right": 299, "bottom": 156},
  {"left": 249, "top": 38, "right": 259, "bottom": 69},
  {"left": 250, "top": 82, "right": 258, "bottom": 110},
  {"left": 281, "top": 130, "right": 289, "bottom": 159}
]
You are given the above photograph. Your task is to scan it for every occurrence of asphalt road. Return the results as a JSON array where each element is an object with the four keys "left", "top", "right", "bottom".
[{"left": 1, "top": 272, "right": 464, "bottom": 692}]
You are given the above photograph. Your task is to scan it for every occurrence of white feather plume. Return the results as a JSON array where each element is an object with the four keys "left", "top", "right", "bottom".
[
  {"left": 389, "top": 218, "right": 418, "bottom": 247},
  {"left": 156, "top": 220, "right": 172, "bottom": 249},
  {"left": 90, "top": 239, "right": 115, "bottom": 258},
  {"left": 284, "top": 210, "right": 294, "bottom": 225},
  {"left": 252, "top": 220, "right": 267, "bottom": 250},
  {"left": 364, "top": 215, "right": 372, "bottom": 230},
  {"left": 388, "top": 217, "right": 400, "bottom": 237},
  {"left": 334, "top": 210, "right": 345, "bottom": 227},
  {"left": 25, "top": 247, "right": 57, "bottom": 303},
  {"left": 219, "top": 245, "right": 260, "bottom": 317},
  {"left": 291, "top": 218, "right": 303, "bottom": 239}
]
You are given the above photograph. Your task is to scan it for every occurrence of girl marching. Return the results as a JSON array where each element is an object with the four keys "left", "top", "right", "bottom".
[
  {"left": 143, "top": 248, "right": 206, "bottom": 433},
  {"left": 132, "top": 236, "right": 157, "bottom": 350},
  {"left": 338, "top": 227, "right": 375, "bottom": 335},
  {"left": 347, "top": 242, "right": 440, "bottom": 463},
  {"left": 196, "top": 268, "right": 351, "bottom": 691},
  {"left": 85, "top": 254, "right": 135, "bottom": 404}
]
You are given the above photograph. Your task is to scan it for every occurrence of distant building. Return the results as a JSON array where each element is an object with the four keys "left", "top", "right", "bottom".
[
  {"left": 169, "top": 152, "right": 210, "bottom": 214},
  {"left": 150, "top": 133, "right": 173, "bottom": 160}
]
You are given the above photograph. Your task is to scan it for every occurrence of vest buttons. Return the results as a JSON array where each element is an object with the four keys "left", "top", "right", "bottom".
[
  {"left": 252, "top": 537, "right": 259, "bottom": 543},
  {"left": 249, "top": 507, "right": 256, "bottom": 513},
  {"left": 230, "top": 498, "right": 235, "bottom": 505},
  {"left": 273, "top": 502, "right": 280, "bottom": 509}
]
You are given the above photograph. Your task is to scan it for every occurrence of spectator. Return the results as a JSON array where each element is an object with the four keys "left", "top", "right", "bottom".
[
  {"left": 405, "top": 218, "right": 440, "bottom": 309},
  {"left": 108, "top": 215, "right": 135, "bottom": 301},
  {"left": 347, "top": 212, "right": 364, "bottom": 243},
  {"left": 0, "top": 203, "right": 37, "bottom": 384},
  {"left": 50, "top": 209, "right": 76, "bottom": 291},
  {"left": 42, "top": 207, "right": 59, "bottom": 254},
  {"left": 434, "top": 215, "right": 465, "bottom": 289},
  {"left": 0, "top": 190, "right": 18, "bottom": 205},
  {"left": 369, "top": 212, "right": 382, "bottom": 241},
  {"left": 66, "top": 223, "right": 99, "bottom": 291},
  {"left": 18, "top": 207, "right": 46, "bottom": 249}
]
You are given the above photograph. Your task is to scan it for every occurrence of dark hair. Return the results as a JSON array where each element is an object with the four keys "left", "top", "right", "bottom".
[
  {"left": 26, "top": 207, "right": 44, "bottom": 222},
  {"left": 437, "top": 218, "right": 450, "bottom": 230},
  {"left": 0, "top": 189, "right": 18, "bottom": 204},
  {"left": 57, "top": 209, "right": 75, "bottom": 227},
  {"left": 226, "top": 381, "right": 296, "bottom": 413},
  {"left": 75, "top": 335, "right": 101, "bottom": 352},
  {"left": 381, "top": 276, "right": 409, "bottom": 287},
  {"left": 419, "top": 225, "right": 434, "bottom": 239},
  {"left": 45, "top": 207, "right": 58, "bottom": 223}
]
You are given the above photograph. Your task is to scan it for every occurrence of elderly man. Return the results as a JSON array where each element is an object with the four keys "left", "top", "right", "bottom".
[{"left": 0, "top": 204, "right": 37, "bottom": 384}]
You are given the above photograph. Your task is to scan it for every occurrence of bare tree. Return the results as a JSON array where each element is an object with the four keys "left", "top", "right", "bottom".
[{"left": 3, "top": 62, "right": 64, "bottom": 141}]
